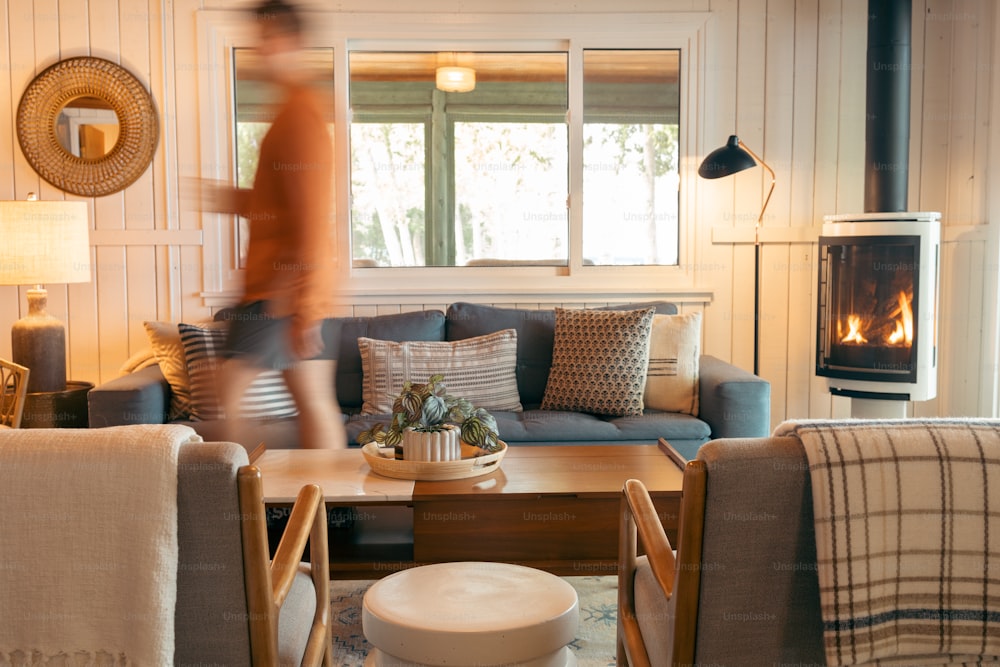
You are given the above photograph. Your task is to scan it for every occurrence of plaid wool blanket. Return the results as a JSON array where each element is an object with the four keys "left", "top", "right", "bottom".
[{"left": 774, "top": 419, "right": 1000, "bottom": 667}]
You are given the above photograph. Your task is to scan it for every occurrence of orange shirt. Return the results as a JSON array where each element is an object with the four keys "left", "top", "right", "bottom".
[{"left": 236, "top": 84, "right": 335, "bottom": 326}]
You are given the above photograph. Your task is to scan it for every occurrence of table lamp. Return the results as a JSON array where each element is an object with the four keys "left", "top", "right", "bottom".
[
  {"left": 0, "top": 195, "right": 91, "bottom": 393},
  {"left": 698, "top": 135, "right": 775, "bottom": 376}
]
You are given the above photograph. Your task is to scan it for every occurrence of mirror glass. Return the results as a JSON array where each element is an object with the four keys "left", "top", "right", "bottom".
[{"left": 55, "top": 96, "right": 120, "bottom": 159}]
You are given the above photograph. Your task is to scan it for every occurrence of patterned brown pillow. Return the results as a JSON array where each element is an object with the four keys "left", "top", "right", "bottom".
[{"left": 540, "top": 307, "right": 655, "bottom": 417}]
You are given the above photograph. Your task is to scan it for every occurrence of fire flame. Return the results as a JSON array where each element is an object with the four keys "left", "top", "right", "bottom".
[
  {"left": 839, "top": 291, "right": 913, "bottom": 346},
  {"left": 887, "top": 291, "right": 913, "bottom": 345},
  {"left": 842, "top": 315, "right": 868, "bottom": 344}
]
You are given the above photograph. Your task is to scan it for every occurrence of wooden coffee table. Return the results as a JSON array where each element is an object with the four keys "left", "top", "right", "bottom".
[{"left": 255, "top": 444, "right": 683, "bottom": 578}]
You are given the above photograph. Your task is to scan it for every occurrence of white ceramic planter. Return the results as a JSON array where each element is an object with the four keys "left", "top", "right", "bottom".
[{"left": 401, "top": 425, "right": 461, "bottom": 461}]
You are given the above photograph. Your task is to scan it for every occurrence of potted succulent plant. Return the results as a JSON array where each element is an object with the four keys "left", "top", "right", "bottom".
[{"left": 357, "top": 374, "right": 501, "bottom": 461}]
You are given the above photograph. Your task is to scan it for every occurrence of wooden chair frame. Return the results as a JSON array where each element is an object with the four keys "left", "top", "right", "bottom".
[
  {"left": 617, "top": 461, "right": 707, "bottom": 667},
  {"left": 238, "top": 465, "right": 333, "bottom": 667},
  {"left": 0, "top": 359, "right": 29, "bottom": 429}
]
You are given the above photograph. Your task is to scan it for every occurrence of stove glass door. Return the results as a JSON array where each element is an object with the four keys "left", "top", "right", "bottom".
[{"left": 817, "top": 235, "right": 919, "bottom": 383}]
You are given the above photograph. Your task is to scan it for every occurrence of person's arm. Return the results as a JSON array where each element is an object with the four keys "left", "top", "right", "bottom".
[{"left": 195, "top": 179, "right": 253, "bottom": 218}]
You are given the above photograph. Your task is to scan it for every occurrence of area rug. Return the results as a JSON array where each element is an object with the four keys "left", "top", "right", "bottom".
[{"left": 330, "top": 575, "right": 618, "bottom": 666}]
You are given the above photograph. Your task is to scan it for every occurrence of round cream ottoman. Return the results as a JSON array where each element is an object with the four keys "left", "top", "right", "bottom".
[{"left": 362, "top": 561, "right": 579, "bottom": 667}]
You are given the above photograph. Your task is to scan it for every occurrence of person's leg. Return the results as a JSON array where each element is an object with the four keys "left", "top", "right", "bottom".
[
  {"left": 219, "top": 357, "right": 266, "bottom": 443},
  {"left": 282, "top": 359, "right": 347, "bottom": 450}
]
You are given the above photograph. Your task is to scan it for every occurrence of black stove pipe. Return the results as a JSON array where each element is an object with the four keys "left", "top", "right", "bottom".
[{"left": 865, "top": 0, "right": 912, "bottom": 213}]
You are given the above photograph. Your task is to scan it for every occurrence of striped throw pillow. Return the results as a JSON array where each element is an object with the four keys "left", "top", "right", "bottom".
[
  {"left": 178, "top": 322, "right": 298, "bottom": 421},
  {"left": 358, "top": 329, "right": 522, "bottom": 415}
]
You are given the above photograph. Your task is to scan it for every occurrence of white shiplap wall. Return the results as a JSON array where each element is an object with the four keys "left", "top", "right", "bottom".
[{"left": 0, "top": 0, "right": 996, "bottom": 427}]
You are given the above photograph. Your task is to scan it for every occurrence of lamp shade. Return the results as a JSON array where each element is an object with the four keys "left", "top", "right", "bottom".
[
  {"left": 0, "top": 200, "right": 91, "bottom": 286},
  {"left": 697, "top": 135, "right": 758, "bottom": 179},
  {"left": 436, "top": 66, "right": 476, "bottom": 93}
]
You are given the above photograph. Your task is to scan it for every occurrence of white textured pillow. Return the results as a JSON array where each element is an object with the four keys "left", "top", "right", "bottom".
[
  {"left": 644, "top": 312, "right": 701, "bottom": 415},
  {"left": 177, "top": 322, "right": 298, "bottom": 421},
  {"left": 358, "top": 329, "right": 522, "bottom": 415}
]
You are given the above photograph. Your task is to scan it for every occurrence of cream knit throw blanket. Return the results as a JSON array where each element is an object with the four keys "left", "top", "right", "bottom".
[
  {"left": 0, "top": 424, "right": 200, "bottom": 666},
  {"left": 774, "top": 419, "right": 1000, "bottom": 667}
]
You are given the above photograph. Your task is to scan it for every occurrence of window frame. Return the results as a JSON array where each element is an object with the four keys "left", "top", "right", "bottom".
[{"left": 195, "top": 9, "right": 710, "bottom": 307}]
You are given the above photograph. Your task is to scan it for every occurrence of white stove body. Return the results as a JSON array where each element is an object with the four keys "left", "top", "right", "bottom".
[{"left": 817, "top": 212, "right": 941, "bottom": 402}]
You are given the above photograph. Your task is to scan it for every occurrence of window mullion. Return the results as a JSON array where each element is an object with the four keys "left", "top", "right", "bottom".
[
  {"left": 567, "top": 40, "right": 585, "bottom": 272},
  {"left": 427, "top": 88, "right": 454, "bottom": 266}
]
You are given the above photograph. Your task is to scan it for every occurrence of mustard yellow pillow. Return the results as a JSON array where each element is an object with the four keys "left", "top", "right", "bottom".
[{"left": 143, "top": 321, "right": 192, "bottom": 420}]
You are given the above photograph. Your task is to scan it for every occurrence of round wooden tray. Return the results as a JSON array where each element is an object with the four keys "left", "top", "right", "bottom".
[{"left": 362, "top": 441, "right": 507, "bottom": 481}]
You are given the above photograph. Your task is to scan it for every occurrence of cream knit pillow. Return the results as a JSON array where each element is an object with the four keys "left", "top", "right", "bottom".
[{"left": 643, "top": 312, "right": 701, "bottom": 415}]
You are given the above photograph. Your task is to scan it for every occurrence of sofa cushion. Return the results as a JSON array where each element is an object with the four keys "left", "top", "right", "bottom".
[
  {"left": 345, "top": 408, "right": 710, "bottom": 446},
  {"left": 489, "top": 409, "right": 710, "bottom": 443},
  {"left": 446, "top": 301, "right": 678, "bottom": 407},
  {"left": 358, "top": 329, "right": 522, "bottom": 414},
  {"left": 333, "top": 310, "right": 447, "bottom": 409},
  {"left": 178, "top": 322, "right": 298, "bottom": 421},
  {"left": 644, "top": 312, "right": 701, "bottom": 415},
  {"left": 541, "top": 307, "right": 655, "bottom": 417}
]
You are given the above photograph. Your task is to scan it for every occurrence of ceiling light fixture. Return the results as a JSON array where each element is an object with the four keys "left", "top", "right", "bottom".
[{"left": 435, "top": 66, "right": 476, "bottom": 93}]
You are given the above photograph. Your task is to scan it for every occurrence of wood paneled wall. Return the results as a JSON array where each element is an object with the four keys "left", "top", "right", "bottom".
[{"left": 1, "top": 0, "right": 997, "bottom": 427}]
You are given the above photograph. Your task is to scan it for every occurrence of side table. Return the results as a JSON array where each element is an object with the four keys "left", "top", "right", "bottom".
[{"left": 21, "top": 381, "right": 94, "bottom": 428}]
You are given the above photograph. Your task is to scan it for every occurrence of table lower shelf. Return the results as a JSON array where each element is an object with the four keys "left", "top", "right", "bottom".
[{"left": 279, "top": 495, "right": 680, "bottom": 579}]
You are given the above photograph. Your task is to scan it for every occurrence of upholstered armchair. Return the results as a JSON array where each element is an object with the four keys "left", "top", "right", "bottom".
[
  {"left": 0, "top": 426, "right": 331, "bottom": 666},
  {"left": 617, "top": 436, "right": 826, "bottom": 666},
  {"left": 619, "top": 421, "right": 1000, "bottom": 667}
]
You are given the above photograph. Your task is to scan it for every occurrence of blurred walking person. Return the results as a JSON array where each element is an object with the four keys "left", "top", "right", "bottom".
[{"left": 206, "top": 0, "right": 346, "bottom": 450}]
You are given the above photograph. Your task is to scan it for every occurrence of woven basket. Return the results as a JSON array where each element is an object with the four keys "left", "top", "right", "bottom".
[{"left": 362, "top": 441, "right": 506, "bottom": 481}]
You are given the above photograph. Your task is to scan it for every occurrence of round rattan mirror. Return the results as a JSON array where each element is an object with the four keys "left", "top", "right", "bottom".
[{"left": 16, "top": 56, "right": 158, "bottom": 197}]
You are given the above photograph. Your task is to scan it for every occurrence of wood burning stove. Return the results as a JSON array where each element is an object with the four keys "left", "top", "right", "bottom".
[
  {"left": 813, "top": 1, "right": 942, "bottom": 416},
  {"left": 817, "top": 213, "right": 940, "bottom": 401}
]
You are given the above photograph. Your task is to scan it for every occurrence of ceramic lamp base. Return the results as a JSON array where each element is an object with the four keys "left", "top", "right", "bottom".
[{"left": 12, "top": 288, "right": 67, "bottom": 394}]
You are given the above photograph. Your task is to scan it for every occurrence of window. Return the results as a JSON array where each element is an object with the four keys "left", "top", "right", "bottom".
[
  {"left": 453, "top": 120, "right": 568, "bottom": 266},
  {"left": 346, "top": 49, "right": 679, "bottom": 267},
  {"left": 582, "top": 50, "right": 680, "bottom": 266},
  {"left": 233, "top": 47, "right": 679, "bottom": 269},
  {"left": 349, "top": 51, "right": 569, "bottom": 267},
  {"left": 232, "top": 47, "right": 335, "bottom": 267},
  {"left": 202, "top": 7, "right": 707, "bottom": 302}
]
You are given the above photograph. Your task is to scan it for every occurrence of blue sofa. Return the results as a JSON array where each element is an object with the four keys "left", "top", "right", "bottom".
[{"left": 88, "top": 302, "right": 770, "bottom": 458}]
